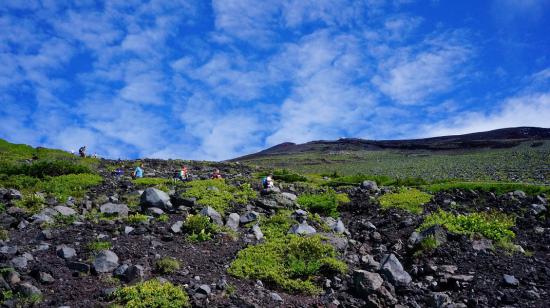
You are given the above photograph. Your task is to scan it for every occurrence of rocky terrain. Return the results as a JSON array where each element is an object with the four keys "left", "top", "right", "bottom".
[{"left": 0, "top": 155, "right": 548, "bottom": 308}]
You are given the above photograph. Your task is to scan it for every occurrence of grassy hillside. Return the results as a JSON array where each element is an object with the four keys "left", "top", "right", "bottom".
[{"left": 237, "top": 140, "right": 550, "bottom": 184}]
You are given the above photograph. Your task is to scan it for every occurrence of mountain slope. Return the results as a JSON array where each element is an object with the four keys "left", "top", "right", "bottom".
[{"left": 233, "top": 127, "right": 550, "bottom": 160}]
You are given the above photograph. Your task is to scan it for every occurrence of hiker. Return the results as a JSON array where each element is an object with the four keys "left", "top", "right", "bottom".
[
  {"left": 133, "top": 163, "right": 144, "bottom": 179},
  {"left": 78, "top": 146, "right": 87, "bottom": 158},
  {"left": 262, "top": 173, "right": 274, "bottom": 189},
  {"left": 211, "top": 169, "right": 223, "bottom": 179},
  {"left": 173, "top": 166, "right": 189, "bottom": 182}
]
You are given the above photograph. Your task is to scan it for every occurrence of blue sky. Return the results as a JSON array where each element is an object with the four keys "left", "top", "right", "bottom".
[{"left": 1, "top": 0, "right": 549, "bottom": 160}]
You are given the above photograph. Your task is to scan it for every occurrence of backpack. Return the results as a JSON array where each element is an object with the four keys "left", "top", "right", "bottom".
[{"left": 262, "top": 177, "right": 268, "bottom": 187}]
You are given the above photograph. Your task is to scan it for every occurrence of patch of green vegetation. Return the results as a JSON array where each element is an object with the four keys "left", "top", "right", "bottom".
[
  {"left": 418, "top": 209, "right": 516, "bottom": 245},
  {"left": 239, "top": 141, "right": 550, "bottom": 184},
  {"left": 228, "top": 235, "right": 347, "bottom": 294},
  {"left": 325, "top": 174, "right": 394, "bottom": 187},
  {"left": 126, "top": 213, "right": 150, "bottom": 224},
  {"left": 180, "top": 179, "right": 257, "bottom": 214},
  {"left": 14, "top": 193, "right": 45, "bottom": 214},
  {"left": 39, "top": 174, "right": 103, "bottom": 201},
  {"left": 121, "top": 194, "right": 140, "bottom": 209},
  {"left": 46, "top": 214, "right": 77, "bottom": 228},
  {"left": 1, "top": 290, "right": 13, "bottom": 302},
  {"left": 413, "top": 235, "right": 440, "bottom": 257},
  {"left": 0, "top": 160, "right": 93, "bottom": 178},
  {"left": 87, "top": 241, "right": 112, "bottom": 252},
  {"left": 260, "top": 210, "right": 296, "bottom": 240},
  {"left": 132, "top": 178, "right": 171, "bottom": 187},
  {"left": 378, "top": 188, "right": 432, "bottom": 214},
  {"left": 425, "top": 181, "right": 550, "bottom": 196},
  {"left": 183, "top": 214, "right": 218, "bottom": 242},
  {"left": 2, "top": 174, "right": 103, "bottom": 203},
  {"left": 155, "top": 257, "right": 181, "bottom": 274},
  {"left": 156, "top": 214, "right": 169, "bottom": 223},
  {"left": 0, "top": 229, "right": 9, "bottom": 241},
  {"left": 258, "top": 169, "right": 308, "bottom": 183},
  {"left": 112, "top": 279, "right": 190, "bottom": 308},
  {"left": 296, "top": 190, "right": 348, "bottom": 217}
]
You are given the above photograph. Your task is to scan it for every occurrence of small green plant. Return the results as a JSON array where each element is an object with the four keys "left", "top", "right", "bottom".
[
  {"left": 121, "top": 194, "right": 140, "bottom": 209},
  {"left": 418, "top": 209, "right": 516, "bottom": 247},
  {"left": 184, "top": 214, "right": 217, "bottom": 242},
  {"left": 1, "top": 290, "right": 13, "bottom": 301},
  {"left": 15, "top": 193, "right": 45, "bottom": 214},
  {"left": 156, "top": 214, "right": 169, "bottom": 223},
  {"left": 228, "top": 235, "right": 347, "bottom": 294},
  {"left": 297, "top": 190, "right": 346, "bottom": 217},
  {"left": 131, "top": 177, "right": 171, "bottom": 187},
  {"left": 180, "top": 179, "right": 257, "bottom": 215},
  {"left": 126, "top": 213, "right": 150, "bottom": 224},
  {"left": 188, "top": 229, "right": 212, "bottom": 242},
  {"left": 378, "top": 188, "right": 432, "bottom": 214},
  {"left": 260, "top": 210, "right": 296, "bottom": 240},
  {"left": 112, "top": 279, "right": 190, "bottom": 307},
  {"left": 413, "top": 235, "right": 440, "bottom": 256},
  {"left": 87, "top": 241, "right": 112, "bottom": 252},
  {"left": 155, "top": 257, "right": 181, "bottom": 274},
  {"left": 0, "top": 229, "right": 8, "bottom": 241}
]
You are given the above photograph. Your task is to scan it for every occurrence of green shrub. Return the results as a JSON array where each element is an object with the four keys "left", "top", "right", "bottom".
[
  {"left": 38, "top": 174, "right": 103, "bottom": 201},
  {"left": 260, "top": 210, "right": 296, "bottom": 240},
  {"left": 413, "top": 235, "right": 440, "bottom": 256},
  {"left": 188, "top": 229, "right": 212, "bottom": 242},
  {"left": 0, "top": 229, "right": 9, "bottom": 241},
  {"left": 87, "top": 241, "right": 112, "bottom": 251},
  {"left": 425, "top": 181, "right": 550, "bottom": 196},
  {"left": 0, "top": 174, "right": 41, "bottom": 190},
  {"left": 297, "top": 191, "right": 347, "bottom": 217},
  {"left": 270, "top": 169, "right": 308, "bottom": 183},
  {"left": 181, "top": 179, "right": 257, "bottom": 214},
  {"left": 0, "top": 160, "right": 92, "bottom": 178},
  {"left": 112, "top": 279, "right": 190, "bottom": 308},
  {"left": 49, "top": 214, "right": 77, "bottom": 227},
  {"left": 183, "top": 214, "right": 217, "bottom": 241},
  {"left": 15, "top": 193, "right": 45, "bottom": 214},
  {"left": 378, "top": 188, "right": 432, "bottom": 214},
  {"left": 418, "top": 209, "right": 515, "bottom": 244},
  {"left": 132, "top": 178, "right": 171, "bottom": 187},
  {"left": 126, "top": 213, "right": 150, "bottom": 224},
  {"left": 228, "top": 235, "right": 346, "bottom": 294},
  {"left": 156, "top": 214, "right": 169, "bottom": 223},
  {"left": 155, "top": 257, "right": 181, "bottom": 274}
]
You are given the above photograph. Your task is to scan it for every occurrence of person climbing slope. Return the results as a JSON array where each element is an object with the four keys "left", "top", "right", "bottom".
[
  {"left": 211, "top": 169, "right": 222, "bottom": 179},
  {"left": 262, "top": 173, "right": 274, "bottom": 189},
  {"left": 133, "top": 163, "right": 144, "bottom": 179},
  {"left": 78, "top": 146, "right": 87, "bottom": 158}
]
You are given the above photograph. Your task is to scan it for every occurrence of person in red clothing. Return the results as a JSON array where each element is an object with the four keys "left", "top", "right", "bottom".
[{"left": 211, "top": 169, "right": 222, "bottom": 179}]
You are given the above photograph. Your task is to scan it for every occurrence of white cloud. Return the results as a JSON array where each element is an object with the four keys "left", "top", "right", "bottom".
[
  {"left": 266, "top": 31, "right": 376, "bottom": 145},
  {"left": 372, "top": 34, "right": 471, "bottom": 105},
  {"left": 424, "top": 91, "right": 550, "bottom": 136}
]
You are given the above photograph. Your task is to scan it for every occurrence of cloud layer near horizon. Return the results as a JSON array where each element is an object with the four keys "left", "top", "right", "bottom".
[{"left": 1, "top": 0, "right": 549, "bottom": 160}]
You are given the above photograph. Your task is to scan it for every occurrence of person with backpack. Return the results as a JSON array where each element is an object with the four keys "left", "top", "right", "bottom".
[
  {"left": 211, "top": 169, "right": 222, "bottom": 179},
  {"left": 262, "top": 173, "right": 274, "bottom": 189},
  {"left": 78, "top": 146, "right": 87, "bottom": 158},
  {"left": 173, "top": 166, "right": 189, "bottom": 182},
  {"left": 133, "top": 163, "right": 144, "bottom": 179}
]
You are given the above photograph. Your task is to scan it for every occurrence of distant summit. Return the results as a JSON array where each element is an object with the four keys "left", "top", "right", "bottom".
[{"left": 231, "top": 127, "right": 550, "bottom": 161}]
